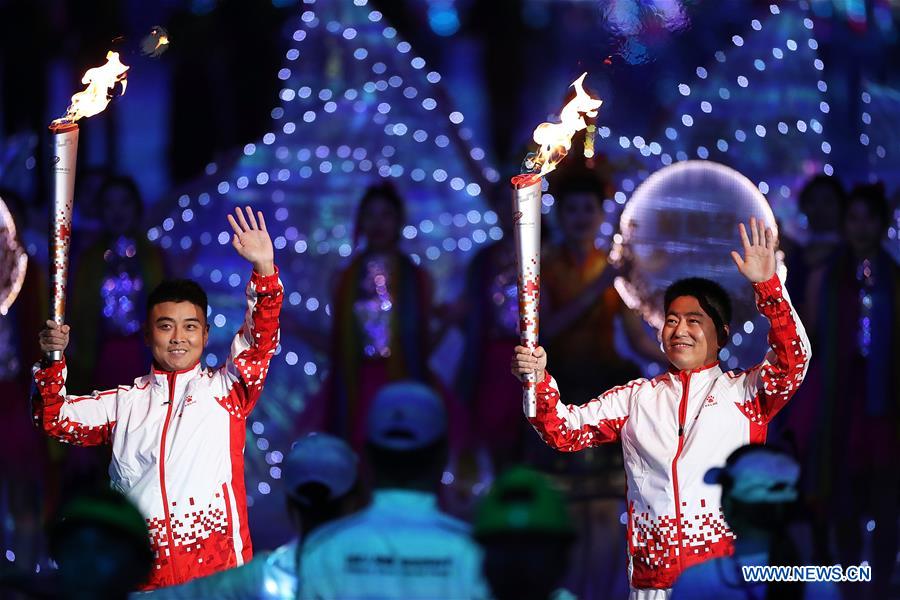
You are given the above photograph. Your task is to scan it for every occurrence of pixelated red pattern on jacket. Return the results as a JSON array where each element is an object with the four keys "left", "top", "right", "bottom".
[
  {"left": 31, "top": 360, "right": 116, "bottom": 446},
  {"left": 218, "top": 270, "right": 283, "bottom": 418},
  {"left": 144, "top": 493, "right": 236, "bottom": 588},
  {"left": 737, "top": 276, "right": 810, "bottom": 424},
  {"left": 530, "top": 380, "right": 633, "bottom": 451},
  {"left": 629, "top": 501, "right": 735, "bottom": 588}
]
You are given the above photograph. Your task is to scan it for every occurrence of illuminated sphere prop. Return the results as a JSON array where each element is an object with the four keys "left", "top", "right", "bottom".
[
  {"left": 0, "top": 193, "right": 27, "bottom": 315},
  {"left": 611, "top": 160, "right": 780, "bottom": 369}
]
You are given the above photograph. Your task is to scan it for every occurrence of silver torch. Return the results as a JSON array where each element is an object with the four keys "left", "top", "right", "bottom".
[
  {"left": 512, "top": 72, "right": 602, "bottom": 418},
  {"left": 45, "top": 50, "right": 129, "bottom": 361},
  {"left": 47, "top": 122, "right": 79, "bottom": 361},
  {"left": 511, "top": 173, "right": 543, "bottom": 418}
]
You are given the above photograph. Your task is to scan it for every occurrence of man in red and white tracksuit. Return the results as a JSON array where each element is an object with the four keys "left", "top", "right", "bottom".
[
  {"left": 513, "top": 218, "right": 811, "bottom": 599},
  {"left": 33, "top": 206, "right": 282, "bottom": 589}
]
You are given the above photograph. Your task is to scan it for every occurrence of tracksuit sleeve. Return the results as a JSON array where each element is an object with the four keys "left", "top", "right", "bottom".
[
  {"left": 222, "top": 266, "right": 284, "bottom": 417},
  {"left": 134, "top": 555, "right": 269, "bottom": 599},
  {"left": 31, "top": 358, "right": 118, "bottom": 446},
  {"left": 526, "top": 370, "right": 632, "bottom": 451},
  {"left": 741, "top": 272, "right": 812, "bottom": 422}
]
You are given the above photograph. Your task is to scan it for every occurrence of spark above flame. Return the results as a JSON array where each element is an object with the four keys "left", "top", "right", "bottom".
[
  {"left": 141, "top": 26, "right": 171, "bottom": 57},
  {"left": 52, "top": 51, "right": 129, "bottom": 126},
  {"left": 529, "top": 72, "right": 603, "bottom": 177}
]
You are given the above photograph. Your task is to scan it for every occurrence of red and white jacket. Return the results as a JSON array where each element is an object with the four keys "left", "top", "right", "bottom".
[
  {"left": 32, "top": 268, "right": 283, "bottom": 590},
  {"left": 528, "top": 274, "right": 810, "bottom": 590}
]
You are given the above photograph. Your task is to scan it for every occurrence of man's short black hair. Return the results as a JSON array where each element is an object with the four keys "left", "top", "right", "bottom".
[
  {"left": 664, "top": 278, "right": 732, "bottom": 346},
  {"left": 146, "top": 279, "right": 208, "bottom": 320}
]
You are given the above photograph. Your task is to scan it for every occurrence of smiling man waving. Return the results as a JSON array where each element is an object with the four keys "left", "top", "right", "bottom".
[
  {"left": 512, "top": 218, "right": 811, "bottom": 600},
  {"left": 33, "top": 206, "right": 283, "bottom": 590}
]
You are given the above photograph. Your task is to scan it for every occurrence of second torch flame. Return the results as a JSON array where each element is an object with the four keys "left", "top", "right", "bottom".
[{"left": 513, "top": 72, "right": 603, "bottom": 417}]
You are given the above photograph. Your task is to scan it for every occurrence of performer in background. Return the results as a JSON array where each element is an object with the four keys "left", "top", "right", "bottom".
[
  {"left": 512, "top": 218, "right": 810, "bottom": 599},
  {"left": 801, "top": 183, "right": 899, "bottom": 599},
  {"left": 322, "top": 183, "right": 467, "bottom": 456},
  {"left": 32, "top": 206, "right": 282, "bottom": 589}
]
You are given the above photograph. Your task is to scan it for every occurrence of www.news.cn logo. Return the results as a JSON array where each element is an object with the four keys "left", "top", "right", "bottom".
[{"left": 743, "top": 564, "right": 872, "bottom": 583}]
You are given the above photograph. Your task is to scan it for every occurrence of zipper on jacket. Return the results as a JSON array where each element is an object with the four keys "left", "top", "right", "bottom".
[
  {"left": 670, "top": 370, "right": 691, "bottom": 574},
  {"left": 159, "top": 372, "right": 180, "bottom": 582}
]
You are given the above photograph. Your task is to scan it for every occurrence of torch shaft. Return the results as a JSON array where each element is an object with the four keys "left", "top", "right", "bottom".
[
  {"left": 48, "top": 124, "right": 79, "bottom": 361},
  {"left": 511, "top": 175, "right": 543, "bottom": 418}
]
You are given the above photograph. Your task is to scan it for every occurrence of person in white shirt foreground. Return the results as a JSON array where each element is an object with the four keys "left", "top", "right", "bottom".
[
  {"left": 672, "top": 444, "right": 839, "bottom": 600},
  {"left": 512, "top": 218, "right": 811, "bottom": 599},
  {"left": 299, "top": 381, "right": 489, "bottom": 599},
  {"left": 139, "top": 433, "right": 362, "bottom": 599},
  {"left": 473, "top": 466, "right": 577, "bottom": 600}
]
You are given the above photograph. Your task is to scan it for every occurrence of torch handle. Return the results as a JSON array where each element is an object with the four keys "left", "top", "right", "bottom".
[
  {"left": 522, "top": 371, "right": 537, "bottom": 416},
  {"left": 519, "top": 330, "right": 538, "bottom": 417},
  {"left": 48, "top": 125, "right": 79, "bottom": 362}
]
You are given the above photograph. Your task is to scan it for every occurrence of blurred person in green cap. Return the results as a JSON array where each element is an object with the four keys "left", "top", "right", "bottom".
[
  {"left": 50, "top": 487, "right": 154, "bottom": 598},
  {"left": 474, "top": 467, "right": 577, "bottom": 600}
]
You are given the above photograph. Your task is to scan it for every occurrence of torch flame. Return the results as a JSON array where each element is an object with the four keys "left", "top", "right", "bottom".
[
  {"left": 52, "top": 51, "right": 129, "bottom": 126},
  {"left": 530, "top": 72, "right": 603, "bottom": 177}
]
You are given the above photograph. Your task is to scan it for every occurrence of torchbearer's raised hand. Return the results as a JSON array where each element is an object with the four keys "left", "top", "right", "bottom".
[
  {"left": 227, "top": 206, "right": 275, "bottom": 276},
  {"left": 730, "top": 217, "right": 777, "bottom": 283}
]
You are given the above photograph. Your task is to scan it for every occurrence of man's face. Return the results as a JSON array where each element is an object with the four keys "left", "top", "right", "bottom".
[
  {"left": 145, "top": 301, "right": 208, "bottom": 372},
  {"left": 661, "top": 296, "right": 722, "bottom": 371}
]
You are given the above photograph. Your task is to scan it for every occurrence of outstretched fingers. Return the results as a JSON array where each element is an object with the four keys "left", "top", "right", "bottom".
[
  {"left": 234, "top": 206, "right": 251, "bottom": 232},
  {"left": 227, "top": 214, "right": 242, "bottom": 236},
  {"left": 257, "top": 211, "right": 267, "bottom": 232},
  {"left": 244, "top": 206, "right": 259, "bottom": 230},
  {"left": 738, "top": 222, "right": 752, "bottom": 252}
]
